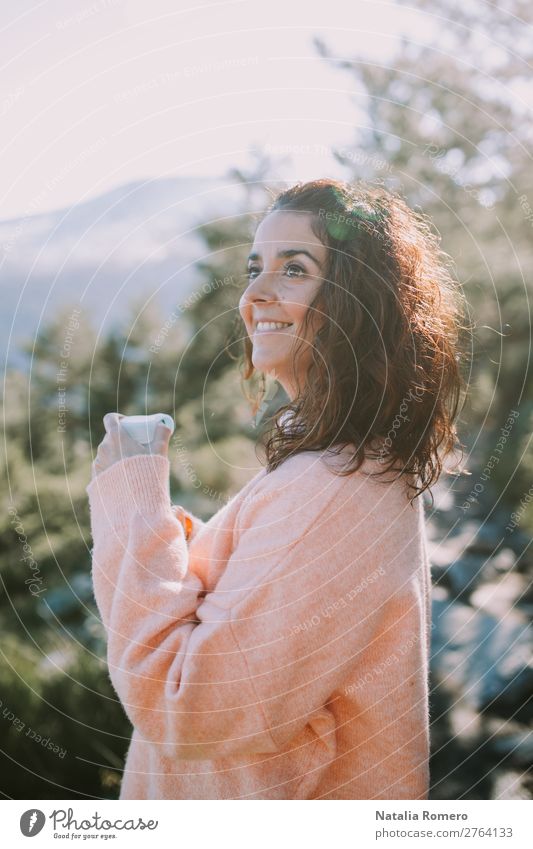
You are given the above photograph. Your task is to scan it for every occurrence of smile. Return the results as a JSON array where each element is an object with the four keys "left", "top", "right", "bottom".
[{"left": 254, "top": 321, "right": 293, "bottom": 334}]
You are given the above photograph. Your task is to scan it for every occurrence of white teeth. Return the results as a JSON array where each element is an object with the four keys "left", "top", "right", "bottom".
[{"left": 255, "top": 321, "right": 293, "bottom": 331}]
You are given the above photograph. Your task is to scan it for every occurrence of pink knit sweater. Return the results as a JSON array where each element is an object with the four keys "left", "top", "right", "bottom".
[{"left": 86, "top": 445, "right": 431, "bottom": 799}]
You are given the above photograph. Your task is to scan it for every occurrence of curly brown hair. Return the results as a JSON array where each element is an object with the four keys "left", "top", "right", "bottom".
[{"left": 236, "top": 178, "right": 469, "bottom": 503}]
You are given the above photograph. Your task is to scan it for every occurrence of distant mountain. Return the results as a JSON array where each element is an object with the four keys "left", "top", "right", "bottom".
[{"left": 0, "top": 175, "right": 246, "bottom": 367}]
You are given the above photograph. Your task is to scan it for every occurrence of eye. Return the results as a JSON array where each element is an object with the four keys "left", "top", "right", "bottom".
[
  {"left": 284, "top": 263, "right": 305, "bottom": 278},
  {"left": 244, "top": 262, "right": 306, "bottom": 281}
]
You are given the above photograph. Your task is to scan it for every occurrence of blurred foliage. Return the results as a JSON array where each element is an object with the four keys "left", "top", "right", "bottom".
[
  {"left": 0, "top": 177, "right": 273, "bottom": 798},
  {"left": 1, "top": 0, "right": 532, "bottom": 799}
]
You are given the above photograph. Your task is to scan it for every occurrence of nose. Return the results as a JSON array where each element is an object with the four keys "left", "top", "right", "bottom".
[
  {"left": 240, "top": 268, "right": 278, "bottom": 314},
  {"left": 245, "top": 268, "right": 276, "bottom": 299}
]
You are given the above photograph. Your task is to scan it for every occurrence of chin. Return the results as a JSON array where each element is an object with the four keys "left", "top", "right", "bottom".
[
  {"left": 252, "top": 356, "right": 284, "bottom": 375},
  {"left": 252, "top": 358, "right": 275, "bottom": 373}
]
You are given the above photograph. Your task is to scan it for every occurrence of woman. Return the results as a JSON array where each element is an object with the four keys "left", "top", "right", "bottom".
[{"left": 87, "top": 178, "right": 466, "bottom": 800}]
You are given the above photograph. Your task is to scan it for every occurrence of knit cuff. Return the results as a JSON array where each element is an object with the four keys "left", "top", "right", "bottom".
[{"left": 86, "top": 454, "right": 174, "bottom": 533}]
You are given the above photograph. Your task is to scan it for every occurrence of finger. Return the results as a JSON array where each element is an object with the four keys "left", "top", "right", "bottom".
[
  {"left": 94, "top": 442, "right": 110, "bottom": 467},
  {"left": 171, "top": 505, "right": 192, "bottom": 539},
  {"left": 103, "top": 412, "right": 122, "bottom": 433},
  {"left": 151, "top": 421, "right": 172, "bottom": 454}
]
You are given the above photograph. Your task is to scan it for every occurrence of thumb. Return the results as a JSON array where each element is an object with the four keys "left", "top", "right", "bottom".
[{"left": 151, "top": 421, "right": 172, "bottom": 455}]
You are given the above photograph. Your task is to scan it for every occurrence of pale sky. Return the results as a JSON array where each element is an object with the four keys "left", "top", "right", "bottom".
[{"left": 0, "top": 0, "right": 476, "bottom": 221}]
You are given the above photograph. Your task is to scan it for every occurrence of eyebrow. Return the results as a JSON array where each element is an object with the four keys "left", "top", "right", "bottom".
[{"left": 246, "top": 248, "right": 322, "bottom": 270}]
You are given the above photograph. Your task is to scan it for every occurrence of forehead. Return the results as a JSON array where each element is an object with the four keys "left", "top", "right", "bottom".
[{"left": 252, "top": 210, "right": 326, "bottom": 257}]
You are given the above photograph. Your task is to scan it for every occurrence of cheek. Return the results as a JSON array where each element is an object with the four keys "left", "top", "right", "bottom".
[
  {"left": 308, "top": 294, "right": 326, "bottom": 331},
  {"left": 285, "top": 296, "right": 311, "bottom": 321},
  {"left": 293, "top": 304, "right": 320, "bottom": 336},
  {"left": 238, "top": 299, "right": 249, "bottom": 325}
]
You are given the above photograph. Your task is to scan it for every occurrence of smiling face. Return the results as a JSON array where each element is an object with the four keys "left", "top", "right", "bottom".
[{"left": 239, "top": 210, "right": 327, "bottom": 400}]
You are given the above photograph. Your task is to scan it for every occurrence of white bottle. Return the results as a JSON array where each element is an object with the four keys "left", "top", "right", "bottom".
[{"left": 120, "top": 413, "right": 175, "bottom": 445}]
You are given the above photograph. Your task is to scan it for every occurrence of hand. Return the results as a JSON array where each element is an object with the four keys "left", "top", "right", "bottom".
[
  {"left": 91, "top": 412, "right": 172, "bottom": 479},
  {"left": 173, "top": 505, "right": 194, "bottom": 542}
]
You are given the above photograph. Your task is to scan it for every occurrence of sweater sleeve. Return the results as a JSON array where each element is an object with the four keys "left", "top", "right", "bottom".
[
  {"left": 171, "top": 504, "right": 206, "bottom": 544},
  {"left": 87, "top": 452, "right": 424, "bottom": 761},
  {"left": 170, "top": 504, "right": 208, "bottom": 585}
]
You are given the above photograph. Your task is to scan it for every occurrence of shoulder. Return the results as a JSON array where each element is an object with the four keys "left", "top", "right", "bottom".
[
  {"left": 237, "top": 449, "right": 347, "bottom": 518},
  {"left": 236, "top": 446, "right": 419, "bottom": 535},
  {"left": 231, "top": 448, "right": 426, "bottom": 599}
]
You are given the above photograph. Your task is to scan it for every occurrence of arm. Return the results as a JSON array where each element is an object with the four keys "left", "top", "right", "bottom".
[
  {"left": 87, "top": 453, "right": 426, "bottom": 762},
  {"left": 87, "top": 454, "right": 277, "bottom": 759}
]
